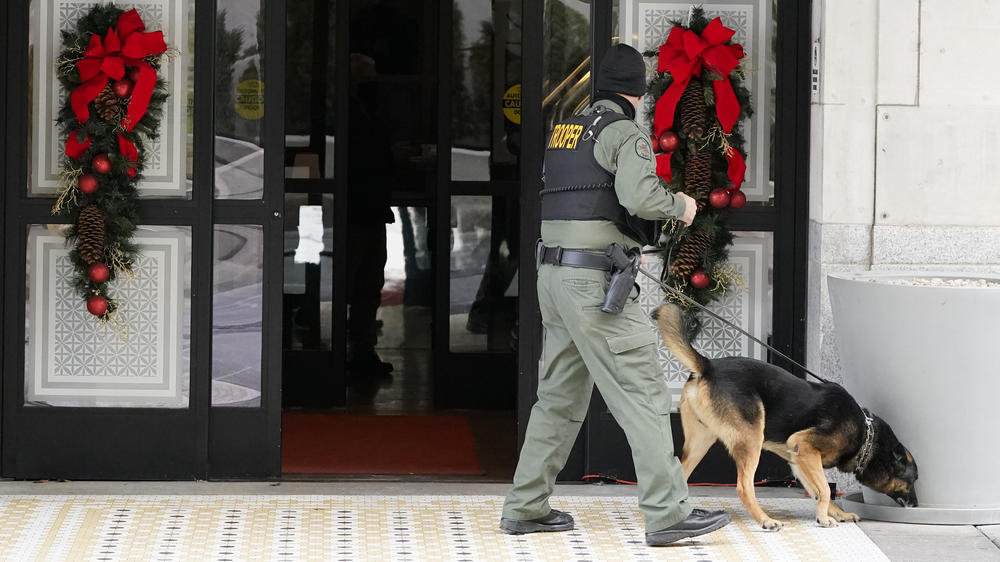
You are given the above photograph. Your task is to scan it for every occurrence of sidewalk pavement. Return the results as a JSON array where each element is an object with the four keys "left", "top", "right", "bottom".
[{"left": 0, "top": 481, "right": 996, "bottom": 561}]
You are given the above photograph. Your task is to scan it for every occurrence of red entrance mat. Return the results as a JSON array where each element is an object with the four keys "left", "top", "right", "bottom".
[{"left": 282, "top": 413, "right": 484, "bottom": 475}]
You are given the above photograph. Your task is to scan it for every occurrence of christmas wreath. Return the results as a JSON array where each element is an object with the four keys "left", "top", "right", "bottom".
[
  {"left": 644, "top": 8, "right": 753, "bottom": 337},
  {"left": 52, "top": 5, "right": 172, "bottom": 320}
]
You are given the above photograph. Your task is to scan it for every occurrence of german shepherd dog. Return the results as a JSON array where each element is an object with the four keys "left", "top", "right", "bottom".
[{"left": 654, "top": 304, "right": 918, "bottom": 529}]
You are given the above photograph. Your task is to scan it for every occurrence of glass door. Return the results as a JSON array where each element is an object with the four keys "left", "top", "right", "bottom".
[
  {"left": 603, "top": 0, "right": 807, "bottom": 484},
  {"left": 3, "top": 0, "right": 206, "bottom": 479},
  {"left": 2, "top": 0, "right": 284, "bottom": 479},
  {"left": 278, "top": 0, "right": 521, "bottom": 478},
  {"left": 438, "top": 0, "right": 523, "bottom": 409},
  {"left": 280, "top": 0, "right": 443, "bottom": 412},
  {"left": 518, "top": 0, "right": 809, "bottom": 484},
  {"left": 281, "top": 0, "right": 522, "bottom": 413}
]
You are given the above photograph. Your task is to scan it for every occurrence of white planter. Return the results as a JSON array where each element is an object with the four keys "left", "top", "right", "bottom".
[{"left": 829, "top": 271, "right": 1000, "bottom": 524}]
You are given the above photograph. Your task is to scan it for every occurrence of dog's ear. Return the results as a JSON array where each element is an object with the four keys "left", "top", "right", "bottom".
[
  {"left": 891, "top": 443, "right": 914, "bottom": 471},
  {"left": 892, "top": 445, "right": 906, "bottom": 464}
]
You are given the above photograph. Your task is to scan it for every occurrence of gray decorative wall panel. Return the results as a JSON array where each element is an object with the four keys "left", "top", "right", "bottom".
[
  {"left": 25, "top": 226, "right": 191, "bottom": 407},
  {"left": 29, "top": 0, "right": 190, "bottom": 197},
  {"left": 638, "top": 233, "right": 773, "bottom": 410}
]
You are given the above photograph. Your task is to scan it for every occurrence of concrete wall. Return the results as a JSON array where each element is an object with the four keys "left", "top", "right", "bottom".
[{"left": 808, "top": 0, "right": 1000, "bottom": 490}]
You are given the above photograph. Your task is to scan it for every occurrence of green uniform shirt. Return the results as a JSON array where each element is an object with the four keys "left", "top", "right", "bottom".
[{"left": 541, "top": 99, "right": 686, "bottom": 250}]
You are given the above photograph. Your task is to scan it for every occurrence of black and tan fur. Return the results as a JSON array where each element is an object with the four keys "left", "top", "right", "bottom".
[{"left": 655, "top": 304, "right": 918, "bottom": 529}]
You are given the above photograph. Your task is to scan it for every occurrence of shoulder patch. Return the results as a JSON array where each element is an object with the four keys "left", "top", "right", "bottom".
[{"left": 635, "top": 137, "right": 653, "bottom": 161}]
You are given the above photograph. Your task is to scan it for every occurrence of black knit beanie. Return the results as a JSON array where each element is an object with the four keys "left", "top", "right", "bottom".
[{"left": 595, "top": 44, "right": 647, "bottom": 96}]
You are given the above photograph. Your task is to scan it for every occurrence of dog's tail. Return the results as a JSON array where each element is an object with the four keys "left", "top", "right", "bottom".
[{"left": 653, "top": 304, "right": 711, "bottom": 378}]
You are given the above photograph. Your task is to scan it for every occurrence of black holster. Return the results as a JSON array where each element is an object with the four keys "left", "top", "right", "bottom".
[{"left": 601, "top": 243, "right": 640, "bottom": 314}]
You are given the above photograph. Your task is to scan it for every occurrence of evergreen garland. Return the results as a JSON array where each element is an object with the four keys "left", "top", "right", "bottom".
[
  {"left": 644, "top": 7, "right": 753, "bottom": 338},
  {"left": 52, "top": 5, "right": 172, "bottom": 320}
]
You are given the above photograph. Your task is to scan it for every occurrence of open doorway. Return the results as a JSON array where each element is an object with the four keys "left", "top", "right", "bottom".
[{"left": 279, "top": 0, "right": 522, "bottom": 480}]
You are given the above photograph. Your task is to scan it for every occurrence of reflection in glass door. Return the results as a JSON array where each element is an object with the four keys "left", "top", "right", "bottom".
[
  {"left": 439, "top": 0, "right": 522, "bottom": 411},
  {"left": 281, "top": 0, "right": 339, "bottom": 409},
  {"left": 279, "top": 0, "right": 520, "bottom": 478},
  {"left": 281, "top": 0, "right": 442, "bottom": 413}
]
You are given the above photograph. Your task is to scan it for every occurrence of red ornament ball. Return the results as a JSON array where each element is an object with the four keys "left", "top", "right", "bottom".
[
  {"left": 658, "top": 130, "right": 680, "bottom": 153},
  {"left": 88, "top": 263, "right": 111, "bottom": 283},
  {"left": 128, "top": 67, "right": 142, "bottom": 83},
  {"left": 92, "top": 154, "right": 112, "bottom": 174},
  {"left": 112, "top": 78, "right": 134, "bottom": 99},
  {"left": 78, "top": 173, "right": 98, "bottom": 194},
  {"left": 86, "top": 295, "right": 109, "bottom": 316},
  {"left": 729, "top": 190, "right": 747, "bottom": 209},
  {"left": 690, "top": 270, "right": 711, "bottom": 290},
  {"left": 708, "top": 188, "right": 731, "bottom": 209}
]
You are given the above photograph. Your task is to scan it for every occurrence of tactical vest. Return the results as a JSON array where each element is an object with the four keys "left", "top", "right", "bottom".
[{"left": 540, "top": 107, "right": 656, "bottom": 246}]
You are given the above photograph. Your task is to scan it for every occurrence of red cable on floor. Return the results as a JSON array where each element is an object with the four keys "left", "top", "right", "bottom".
[
  {"left": 689, "top": 480, "right": 769, "bottom": 487},
  {"left": 583, "top": 474, "right": 769, "bottom": 486},
  {"left": 582, "top": 475, "right": 845, "bottom": 496},
  {"left": 582, "top": 474, "right": 639, "bottom": 485}
]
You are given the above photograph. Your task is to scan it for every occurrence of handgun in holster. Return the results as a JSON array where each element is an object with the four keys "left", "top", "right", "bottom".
[{"left": 601, "top": 243, "right": 640, "bottom": 314}]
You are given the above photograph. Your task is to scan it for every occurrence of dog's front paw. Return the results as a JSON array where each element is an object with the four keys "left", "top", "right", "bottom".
[
  {"left": 816, "top": 515, "right": 838, "bottom": 527},
  {"left": 760, "top": 518, "right": 783, "bottom": 531},
  {"left": 828, "top": 503, "right": 861, "bottom": 522},
  {"left": 831, "top": 509, "right": 860, "bottom": 523},
  {"left": 840, "top": 511, "right": 861, "bottom": 523}
]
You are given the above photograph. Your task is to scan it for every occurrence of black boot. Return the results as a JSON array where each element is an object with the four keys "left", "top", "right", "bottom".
[
  {"left": 347, "top": 348, "right": 393, "bottom": 375},
  {"left": 645, "top": 508, "right": 731, "bottom": 546},
  {"left": 499, "top": 509, "right": 575, "bottom": 535}
]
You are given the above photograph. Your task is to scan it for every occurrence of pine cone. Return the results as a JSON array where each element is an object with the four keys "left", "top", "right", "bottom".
[
  {"left": 94, "top": 84, "right": 121, "bottom": 122},
  {"left": 683, "top": 149, "right": 713, "bottom": 202},
  {"left": 671, "top": 230, "right": 715, "bottom": 279},
  {"left": 77, "top": 204, "right": 105, "bottom": 265},
  {"left": 680, "top": 79, "right": 707, "bottom": 140}
]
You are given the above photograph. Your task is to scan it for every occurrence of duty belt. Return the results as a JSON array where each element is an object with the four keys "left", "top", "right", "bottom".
[{"left": 536, "top": 242, "right": 613, "bottom": 271}]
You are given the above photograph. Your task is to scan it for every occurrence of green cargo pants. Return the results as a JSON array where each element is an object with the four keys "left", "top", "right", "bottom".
[{"left": 502, "top": 262, "right": 692, "bottom": 533}]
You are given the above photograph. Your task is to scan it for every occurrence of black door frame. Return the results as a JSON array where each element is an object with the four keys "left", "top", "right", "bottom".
[
  {"left": 209, "top": 0, "right": 286, "bottom": 479},
  {"left": 516, "top": 0, "right": 812, "bottom": 483},
  {"left": 516, "top": 0, "right": 544, "bottom": 442},
  {"left": 0, "top": 0, "right": 7, "bottom": 477}
]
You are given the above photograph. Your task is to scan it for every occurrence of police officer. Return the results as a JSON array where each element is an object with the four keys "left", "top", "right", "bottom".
[{"left": 499, "top": 44, "right": 731, "bottom": 546}]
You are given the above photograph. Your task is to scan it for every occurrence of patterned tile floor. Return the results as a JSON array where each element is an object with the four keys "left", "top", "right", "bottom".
[{"left": 0, "top": 494, "right": 888, "bottom": 562}]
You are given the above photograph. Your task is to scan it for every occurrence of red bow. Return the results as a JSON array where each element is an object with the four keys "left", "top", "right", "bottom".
[
  {"left": 65, "top": 130, "right": 92, "bottom": 160},
  {"left": 70, "top": 9, "right": 167, "bottom": 130},
  {"left": 725, "top": 146, "right": 746, "bottom": 189},
  {"left": 655, "top": 153, "right": 673, "bottom": 183},
  {"left": 654, "top": 18, "right": 745, "bottom": 136},
  {"left": 118, "top": 134, "right": 139, "bottom": 178}
]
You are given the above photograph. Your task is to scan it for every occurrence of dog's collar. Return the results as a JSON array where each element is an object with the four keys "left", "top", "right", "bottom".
[{"left": 854, "top": 409, "right": 876, "bottom": 475}]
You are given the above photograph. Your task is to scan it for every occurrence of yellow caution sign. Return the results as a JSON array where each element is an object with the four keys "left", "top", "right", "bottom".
[
  {"left": 502, "top": 84, "right": 521, "bottom": 125},
  {"left": 235, "top": 79, "right": 265, "bottom": 120}
]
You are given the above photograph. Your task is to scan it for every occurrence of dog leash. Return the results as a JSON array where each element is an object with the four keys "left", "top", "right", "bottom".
[{"left": 636, "top": 265, "right": 833, "bottom": 385}]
